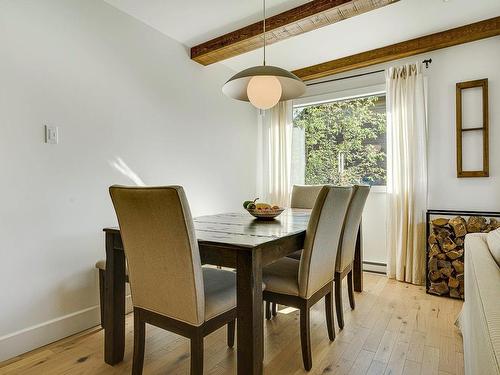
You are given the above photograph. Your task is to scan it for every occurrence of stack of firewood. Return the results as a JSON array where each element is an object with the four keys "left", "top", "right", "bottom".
[{"left": 427, "top": 216, "right": 499, "bottom": 299}]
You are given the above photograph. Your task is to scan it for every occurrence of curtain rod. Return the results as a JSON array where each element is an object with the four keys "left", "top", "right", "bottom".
[{"left": 305, "top": 58, "right": 432, "bottom": 87}]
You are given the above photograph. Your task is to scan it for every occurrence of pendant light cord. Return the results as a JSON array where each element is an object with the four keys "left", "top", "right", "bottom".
[{"left": 263, "top": 0, "right": 266, "bottom": 66}]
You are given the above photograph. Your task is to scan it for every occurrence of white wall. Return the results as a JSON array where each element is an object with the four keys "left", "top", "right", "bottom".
[
  {"left": 301, "top": 36, "right": 500, "bottom": 267},
  {"left": 0, "top": 0, "right": 256, "bottom": 361}
]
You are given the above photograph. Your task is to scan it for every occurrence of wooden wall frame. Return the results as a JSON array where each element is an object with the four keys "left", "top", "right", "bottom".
[{"left": 456, "top": 78, "right": 489, "bottom": 178}]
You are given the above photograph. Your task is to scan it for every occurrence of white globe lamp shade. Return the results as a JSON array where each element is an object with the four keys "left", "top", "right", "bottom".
[
  {"left": 247, "top": 75, "right": 282, "bottom": 110},
  {"left": 222, "top": 65, "right": 306, "bottom": 109}
]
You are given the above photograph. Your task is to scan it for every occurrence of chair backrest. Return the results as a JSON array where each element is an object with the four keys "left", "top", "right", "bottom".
[
  {"left": 298, "top": 186, "right": 352, "bottom": 298},
  {"left": 290, "top": 185, "right": 324, "bottom": 209},
  {"left": 336, "top": 185, "right": 371, "bottom": 273},
  {"left": 109, "top": 185, "right": 205, "bottom": 326}
]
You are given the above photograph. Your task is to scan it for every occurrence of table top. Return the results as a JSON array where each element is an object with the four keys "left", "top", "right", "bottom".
[
  {"left": 104, "top": 209, "right": 310, "bottom": 249},
  {"left": 194, "top": 209, "right": 310, "bottom": 248}
]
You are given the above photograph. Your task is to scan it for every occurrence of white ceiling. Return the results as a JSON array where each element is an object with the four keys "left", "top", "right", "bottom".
[
  {"left": 104, "top": 0, "right": 309, "bottom": 46},
  {"left": 105, "top": 0, "right": 500, "bottom": 72}
]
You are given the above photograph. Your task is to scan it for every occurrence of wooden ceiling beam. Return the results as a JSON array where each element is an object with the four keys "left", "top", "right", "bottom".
[
  {"left": 191, "top": 0, "right": 399, "bottom": 65},
  {"left": 293, "top": 16, "right": 500, "bottom": 81}
]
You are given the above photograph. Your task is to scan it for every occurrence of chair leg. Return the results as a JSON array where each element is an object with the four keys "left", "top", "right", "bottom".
[
  {"left": 347, "top": 270, "right": 356, "bottom": 310},
  {"left": 227, "top": 320, "right": 235, "bottom": 348},
  {"left": 265, "top": 301, "right": 272, "bottom": 320},
  {"left": 325, "top": 288, "right": 335, "bottom": 341},
  {"left": 299, "top": 306, "right": 312, "bottom": 371},
  {"left": 98, "top": 269, "right": 105, "bottom": 329},
  {"left": 335, "top": 274, "right": 344, "bottom": 330},
  {"left": 272, "top": 302, "right": 277, "bottom": 317},
  {"left": 190, "top": 333, "right": 204, "bottom": 375},
  {"left": 132, "top": 308, "right": 145, "bottom": 375}
]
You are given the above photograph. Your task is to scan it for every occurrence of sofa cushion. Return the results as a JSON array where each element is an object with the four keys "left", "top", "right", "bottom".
[{"left": 487, "top": 228, "right": 500, "bottom": 267}]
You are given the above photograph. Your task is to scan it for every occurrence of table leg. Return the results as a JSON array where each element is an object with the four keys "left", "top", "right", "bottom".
[
  {"left": 104, "top": 232, "right": 126, "bottom": 365},
  {"left": 236, "top": 250, "right": 264, "bottom": 375},
  {"left": 353, "top": 221, "right": 363, "bottom": 292}
]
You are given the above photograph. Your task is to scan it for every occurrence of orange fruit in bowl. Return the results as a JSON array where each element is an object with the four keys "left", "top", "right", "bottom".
[{"left": 255, "top": 203, "right": 271, "bottom": 210}]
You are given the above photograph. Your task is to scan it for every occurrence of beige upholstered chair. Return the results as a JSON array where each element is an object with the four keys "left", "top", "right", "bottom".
[
  {"left": 334, "top": 185, "right": 370, "bottom": 329},
  {"left": 290, "top": 184, "right": 324, "bottom": 209},
  {"left": 109, "top": 185, "right": 237, "bottom": 375},
  {"left": 266, "top": 184, "right": 324, "bottom": 318},
  {"left": 286, "top": 184, "right": 324, "bottom": 261},
  {"left": 262, "top": 186, "right": 352, "bottom": 370}
]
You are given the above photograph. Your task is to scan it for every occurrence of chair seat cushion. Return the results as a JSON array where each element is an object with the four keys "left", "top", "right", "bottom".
[
  {"left": 263, "top": 258, "right": 300, "bottom": 296},
  {"left": 286, "top": 250, "right": 302, "bottom": 260},
  {"left": 95, "top": 259, "right": 129, "bottom": 275},
  {"left": 203, "top": 267, "right": 237, "bottom": 320}
]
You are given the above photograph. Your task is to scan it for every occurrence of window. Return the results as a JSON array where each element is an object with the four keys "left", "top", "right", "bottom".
[{"left": 291, "top": 90, "right": 387, "bottom": 187}]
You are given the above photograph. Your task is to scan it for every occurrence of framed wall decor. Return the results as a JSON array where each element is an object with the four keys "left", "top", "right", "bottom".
[{"left": 456, "top": 78, "right": 489, "bottom": 178}]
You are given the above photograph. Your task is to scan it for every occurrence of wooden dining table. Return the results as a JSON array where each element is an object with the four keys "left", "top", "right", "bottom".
[{"left": 102, "top": 209, "right": 363, "bottom": 375}]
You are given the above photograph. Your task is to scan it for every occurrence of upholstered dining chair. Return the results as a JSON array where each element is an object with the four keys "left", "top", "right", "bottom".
[
  {"left": 286, "top": 184, "right": 324, "bottom": 260},
  {"left": 109, "top": 185, "right": 237, "bottom": 375},
  {"left": 290, "top": 184, "right": 324, "bottom": 209},
  {"left": 262, "top": 185, "right": 352, "bottom": 370},
  {"left": 334, "top": 185, "right": 370, "bottom": 330},
  {"left": 266, "top": 184, "right": 324, "bottom": 319}
]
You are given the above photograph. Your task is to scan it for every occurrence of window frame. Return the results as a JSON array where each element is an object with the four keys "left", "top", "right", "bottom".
[{"left": 292, "top": 83, "right": 387, "bottom": 193}]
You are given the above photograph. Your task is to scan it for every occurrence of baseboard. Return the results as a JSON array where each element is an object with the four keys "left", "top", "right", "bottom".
[{"left": 0, "top": 294, "right": 133, "bottom": 362}]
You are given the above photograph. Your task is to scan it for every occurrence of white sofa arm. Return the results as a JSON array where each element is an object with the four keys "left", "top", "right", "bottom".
[{"left": 459, "top": 232, "right": 500, "bottom": 375}]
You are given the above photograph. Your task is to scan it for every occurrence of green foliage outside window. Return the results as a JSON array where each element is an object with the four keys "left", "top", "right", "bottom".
[{"left": 293, "top": 95, "right": 387, "bottom": 186}]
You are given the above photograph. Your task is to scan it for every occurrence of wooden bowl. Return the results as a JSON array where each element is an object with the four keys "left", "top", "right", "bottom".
[{"left": 245, "top": 208, "right": 285, "bottom": 220}]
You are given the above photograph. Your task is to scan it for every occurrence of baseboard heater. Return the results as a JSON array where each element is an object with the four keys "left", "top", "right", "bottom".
[{"left": 363, "top": 261, "right": 386, "bottom": 275}]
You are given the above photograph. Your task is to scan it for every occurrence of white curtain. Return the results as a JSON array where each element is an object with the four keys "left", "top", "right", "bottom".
[
  {"left": 256, "top": 101, "right": 293, "bottom": 207},
  {"left": 386, "top": 62, "right": 428, "bottom": 285}
]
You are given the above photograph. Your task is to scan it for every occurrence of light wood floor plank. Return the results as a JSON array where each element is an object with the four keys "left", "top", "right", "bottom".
[
  {"left": 363, "top": 312, "right": 392, "bottom": 352},
  {"left": 421, "top": 346, "right": 440, "bottom": 375},
  {"left": 367, "top": 359, "right": 388, "bottom": 375},
  {"left": 349, "top": 349, "right": 375, "bottom": 375},
  {"left": 402, "top": 359, "right": 421, "bottom": 375},
  {"left": 438, "top": 335, "right": 456, "bottom": 374},
  {"left": 342, "top": 326, "right": 371, "bottom": 362},
  {"left": 406, "top": 331, "right": 425, "bottom": 363},
  {"left": 455, "top": 352, "right": 464, "bottom": 375},
  {"left": 373, "top": 330, "right": 397, "bottom": 364},
  {"left": 384, "top": 341, "right": 409, "bottom": 375}
]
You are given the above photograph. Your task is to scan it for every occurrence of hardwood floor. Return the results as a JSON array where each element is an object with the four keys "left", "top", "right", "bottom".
[{"left": 0, "top": 273, "right": 464, "bottom": 375}]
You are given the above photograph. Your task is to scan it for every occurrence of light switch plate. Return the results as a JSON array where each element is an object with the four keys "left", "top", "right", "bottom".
[{"left": 45, "top": 125, "right": 58, "bottom": 144}]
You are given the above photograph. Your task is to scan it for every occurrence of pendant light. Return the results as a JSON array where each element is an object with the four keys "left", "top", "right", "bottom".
[{"left": 222, "top": 0, "right": 306, "bottom": 110}]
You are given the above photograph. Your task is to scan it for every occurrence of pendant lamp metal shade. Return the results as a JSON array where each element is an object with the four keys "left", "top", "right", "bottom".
[{"left": 222, "top": 65, "right": 306, "bottom": 104}]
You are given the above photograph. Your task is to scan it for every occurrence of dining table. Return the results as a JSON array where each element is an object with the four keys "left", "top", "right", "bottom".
[{"left": 101, "top": 209, "right": 363, "bottom": 375}]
